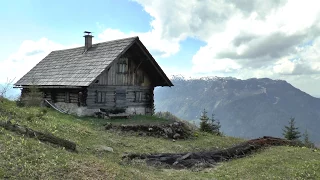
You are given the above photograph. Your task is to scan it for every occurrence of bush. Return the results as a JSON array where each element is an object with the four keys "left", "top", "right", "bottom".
[{"left": 19, "top": 85, "right": 43, "bottom": 107}]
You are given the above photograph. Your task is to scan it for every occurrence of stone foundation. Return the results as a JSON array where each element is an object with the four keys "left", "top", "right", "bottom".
[
  {"left": 55, "top": 102, "right": 98, "bottom": 117},
  {"left": 126, "top": 106, "right": 147, "bottom": 115},
  {"left": 54, "top": 102, "right": 151, "bottom": 117}
]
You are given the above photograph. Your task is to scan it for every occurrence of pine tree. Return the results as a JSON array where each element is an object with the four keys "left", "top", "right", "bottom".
[
  {"left": 199, "top": 109, "right": 211, "bottom": 132},
  {"left": 282, "top": 117, "right": 301, "bottom": 140},
  {"left": 210, "top": 113, "right": 221, "bottom": 135},
  {"left": 303, "top": 129, "right": 314, "bottom": 148},
  {"left": 199, "top": 109, "right": 222, "bottom": 135}
]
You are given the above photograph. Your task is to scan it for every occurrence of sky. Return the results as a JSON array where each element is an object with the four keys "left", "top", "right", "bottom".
[{"left": 1, "top": 0, "right": 320, "bottom": 97}]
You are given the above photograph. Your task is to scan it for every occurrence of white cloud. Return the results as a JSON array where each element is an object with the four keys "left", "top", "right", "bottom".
[
  {"left": 0, "top": 38, "right": 79, "bottom": 84},
  {"left": 2, "top": 0, "right": 320, "bottom": 97},
  {"left": 132, "top": 0, "right": 320, "bottom": 96},
  {"left": 97, "top": 28, "right": 180, "bottom": 57},
  {"left": 273, "top": 58, "right": 295, "bottom": 74}
]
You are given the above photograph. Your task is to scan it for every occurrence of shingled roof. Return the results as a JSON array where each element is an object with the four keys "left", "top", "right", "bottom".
[{"left": 15, "top": 36, "right": 173, "bottom": 87}]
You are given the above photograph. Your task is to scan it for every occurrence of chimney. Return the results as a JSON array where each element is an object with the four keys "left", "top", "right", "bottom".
[{"left": 84, "top": 31, "right": 94, "bottom": 51}]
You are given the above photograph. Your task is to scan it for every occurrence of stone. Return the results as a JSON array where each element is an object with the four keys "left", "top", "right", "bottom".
[
  {"left": 163, "top": 127, "right": 173, "bottom": 135},
  {"left": 173, "top": 133, "right": 181, "bottom": 139},
  {"left": 95, "top": 145, "right": 114, "bottom": 152}
]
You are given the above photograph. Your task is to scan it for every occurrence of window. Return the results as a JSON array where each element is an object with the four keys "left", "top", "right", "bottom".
[
  {"left": 65, "top": 92, "right": 70, "bottom": 103},
  {"left": 145, "top": 92, "right": 151, "bottom": 101},
  {"left": 118, "top": 58, "right": 128, "bottom": 73},
  {"left": 96, "top": 91, "right": 106, "bottom": 103},
  {"left": 134, "top": 91, "right": 142, "bottom": 102}
]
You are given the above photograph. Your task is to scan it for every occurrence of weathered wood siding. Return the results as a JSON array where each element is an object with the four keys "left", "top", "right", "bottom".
[
  {"left": 94, "top": 56, "right": 152, "bottom": 87},
  {"left": 41, "top": 89, "right": 80, "bottom": 104},
  {"left": 86, "top": 85, "right": 153, "bottom": 110}
]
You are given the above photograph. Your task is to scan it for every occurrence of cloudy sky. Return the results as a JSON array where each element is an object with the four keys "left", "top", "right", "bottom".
[{"left": 1, "top": 0, "right": 320, "bottom": 96}]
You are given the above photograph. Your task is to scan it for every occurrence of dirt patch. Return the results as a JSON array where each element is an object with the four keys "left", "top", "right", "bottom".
[
  {"left": 104, "top": 121, "right": 192, "bottom": 139},
  {"left": 123, "top": 136, "right": 303, "bottom": 169}
]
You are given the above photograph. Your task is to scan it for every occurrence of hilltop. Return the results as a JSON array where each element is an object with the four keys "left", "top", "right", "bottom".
[
  {"left": 0, "top": 98, "right": 320, "bottom": 179},
  {"left": 155, "top": 76, "right": 320, "bottom": 143}
]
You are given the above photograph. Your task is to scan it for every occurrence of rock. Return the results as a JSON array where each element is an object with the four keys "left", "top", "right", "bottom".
[
  {"left": 138, "top": 132, "right": 147, "bottom": 136},
  {"left": 172, "top": 139, "right": 176, "bottom": 142},
  {"left": 173, "top": 133, "right": 181, "bottom": 139},
  {"left": 163, "top": 127, "right": 173, "bottom": 135},
  {"left": 95, "top": 145, "right": 114, "bottom": 152}
]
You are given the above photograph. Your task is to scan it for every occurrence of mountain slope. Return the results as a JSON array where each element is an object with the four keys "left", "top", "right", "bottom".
[
  {"left": 1, "top": 98, "right": 320, "bottom": 179},
  {"left": 155, "top": 77, "right": 320, "bottom": 142}
]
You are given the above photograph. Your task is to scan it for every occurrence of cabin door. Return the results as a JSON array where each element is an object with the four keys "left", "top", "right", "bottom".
[{"left": 115, "top": 88, "right": 126, "bottom": 108}]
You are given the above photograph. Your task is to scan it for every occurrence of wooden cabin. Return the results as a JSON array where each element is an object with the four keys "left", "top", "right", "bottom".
[{"left": 14, "top": 32, "right": 173, "bottom": 116}]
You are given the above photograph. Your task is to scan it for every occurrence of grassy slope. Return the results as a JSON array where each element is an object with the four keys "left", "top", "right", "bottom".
[{"left": 0, "top": 99, "right": 320, "bottom": 180}]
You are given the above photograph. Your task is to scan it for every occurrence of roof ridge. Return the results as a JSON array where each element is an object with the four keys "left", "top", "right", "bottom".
[{"left": 52, "top": 36, "right": 139, "bottom": 52}]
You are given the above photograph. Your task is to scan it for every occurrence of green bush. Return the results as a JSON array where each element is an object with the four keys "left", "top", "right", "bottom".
[{"left": 19, "top": 85, "right": 43, "bottom": 107}]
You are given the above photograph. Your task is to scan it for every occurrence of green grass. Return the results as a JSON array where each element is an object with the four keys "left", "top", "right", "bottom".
[
  {"left": 0, "top": 98, "right": 319, "bottom": 179},
  {"left": 82, "top": 114, "right": 175, "bottom": 126}
]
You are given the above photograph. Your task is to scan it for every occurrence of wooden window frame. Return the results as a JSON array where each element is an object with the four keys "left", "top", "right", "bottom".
[
  {"left": 134, "top": 91, "right": 142, "bottom": 102},
  {"left": 117, "top": 60, "right": 128, "bottom": 74},
  {"left": 145, "top": 92, "right": 151, "bottom": 101},
  {"left": 96, "top": 91, "right": 106, "bottom": 103},
  {"left": 65, "top": 92, "right": 70, "bottom": 103}
]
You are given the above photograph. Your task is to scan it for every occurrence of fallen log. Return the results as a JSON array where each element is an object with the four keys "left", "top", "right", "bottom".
[
  {"left": 0, "top": 121, "right": 76, "bottom": 152},
  {"left": 123, "top": 136, "right": 302, "bottom": 169}
]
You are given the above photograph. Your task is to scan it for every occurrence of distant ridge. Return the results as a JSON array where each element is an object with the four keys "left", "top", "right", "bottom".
[{"left": 155, "top": 76, "right": 320, "bottom": 143}]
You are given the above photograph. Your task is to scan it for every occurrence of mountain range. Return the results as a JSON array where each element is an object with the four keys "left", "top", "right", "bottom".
[{"left": 154, "top": 76, "right": 320, "bottom": 143}]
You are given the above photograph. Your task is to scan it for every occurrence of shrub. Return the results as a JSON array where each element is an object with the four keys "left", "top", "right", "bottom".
[{"left": 20, "top": 85, "right": 43, "bottom": 107}]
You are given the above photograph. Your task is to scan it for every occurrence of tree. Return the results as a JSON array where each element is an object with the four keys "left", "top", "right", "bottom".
[
  {"left": 282, "top": 117, "right": 301, "bottom": 140},
  {"left": 0, "top": 78, "right": 15, "bottom": 99},
  {"left": 210, "top": 113, "right": 221, "bottom": 135},
  {"left": 200, "top": 109, "right": 221, "bottom": 135},
  {"left": 302, "top": 129, "right": 315, "bottom": 148},
  {"left": 200, "top": 109, "right": 211, "bottom": 132}
]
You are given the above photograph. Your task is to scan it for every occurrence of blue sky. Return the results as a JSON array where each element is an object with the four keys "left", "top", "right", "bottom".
[
  {"left": 1, "top": 0, "right": 151, "bottom": 58},
  {"left": 1, "top": 0, "right": 320, "bottom": 97}
]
